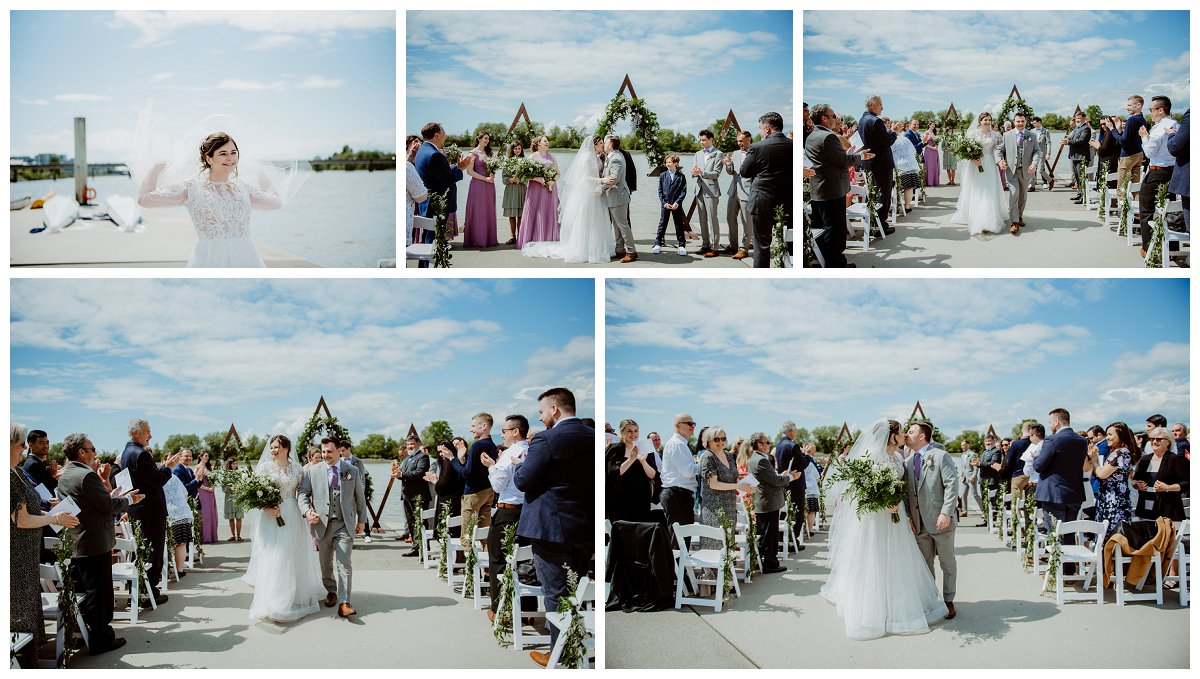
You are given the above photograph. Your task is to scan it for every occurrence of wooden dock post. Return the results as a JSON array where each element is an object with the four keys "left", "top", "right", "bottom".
[{"left": 74, "top": 117, "right": 89, "bottom": 205}]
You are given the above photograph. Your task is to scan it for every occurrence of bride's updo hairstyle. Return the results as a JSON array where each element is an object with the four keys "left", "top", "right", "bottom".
[
  {"left": 887, "top": 420, "right": 902, "bottom": 437},
  {"left": 199, "top": 132, "right": 239, "bottom": 172},
  {"left": 977, "top": 113, "right": 993, "bottom": 126},
  {"left": 270, "top": 434, "right": 292, "bottom": 453}
]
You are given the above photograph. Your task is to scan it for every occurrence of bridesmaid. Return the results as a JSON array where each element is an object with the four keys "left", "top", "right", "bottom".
[
  {"left": 195, "top": 451, "right": 219, "bottom": 543},
  {"left": 923, "top": 124, "right": 941, "bottom": 187},
  {"left": 501, "top": 139, "right": 527, "bottom": 245},
  {"left": 462, "top": 132, "right": 498, "bottom": 248},
  {"left": 516, "top": 135, "right": 560, "bottom": 248},
  {"left": 943, "top": 125, "right": 957, "bottom": 186}
]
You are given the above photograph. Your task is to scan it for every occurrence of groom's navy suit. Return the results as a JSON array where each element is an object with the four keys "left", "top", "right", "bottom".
[
  {"left": 1033, "top": 426, "right": 1087, "bottom": 541},
  {"left": 515, "top": 416, "right": 594, "bottom": 648},
  {"left": 859, "top": 110, "right": 896, "bottom": 229}
]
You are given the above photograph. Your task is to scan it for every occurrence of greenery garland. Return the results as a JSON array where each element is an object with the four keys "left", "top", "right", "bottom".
[
  {"left": 716, "top": 506, "right": 737, "bottom": 599},
  {"left": 554, "top": 568, "right": 590, "bottom": 669},
  {"left": 165, "top": 518, "right": 176, "bottom": 577},
  {"left": 594, "top": 95, "right": 666, "bottom": 169},
  {"left": 492, "top": 523, "right": 517, "bottom": 645},
  {"left": 462, "top": 514, "right": 480, "bottom": 598},
  {"left": 771, "top": 204, "right": 788, "bottom": 268},
  {"left": 893, "top": 169, "right": 903, "bottom": 217},
  {"left": 1042, "top": 519, "right": 1062, "bottom": 594},
  {"left": 437, "top": 500, "right": 451, "bottom": 580},
  {"left": 297, "top": 413, "right": 351, "bottom": 460},
  {"left": 981, "top": 479, "right": 990, "bottom": 529},
  {"left": 1096, "top": 160, "right": 1109, "bottom": 222},
  {"left": 715, "top": 125, "right": 739, "bottom": 154},
  {"left": 1118, "top": 174, "right": 1132, "bottom": 237},
  {"left": 785, "top": 493, "right": 801, "bottom": 551},
  {"left": 131, "top": 520, "right": 152, "bottom": 607},
  {"left": 917, "top": 156, "right": 927, "bottom": 202},
  {"left": 52, "top": 531, "right": 80, "bottom": 668},
  {"left": 1022, "top": 499, "right": 1037, "bottom": 571},
  {"left": 996, "top": 96, "right": 1034, "bottom": 128},
  {"left": 412, "top": 495, "right": 424, "bottom": 562},
  {"left": 190, "top": 496, "right": 204, "bottom": 560},
  {"left": 742, "top": 495, "right": 759, "bottom": 578},
  {"left": 802, "top": 176, "right": 816, "bottom": 266},
  {"left": 427, "top": 191, "right": 453, "bottom": 268},
  {"left": 1078, "top": 159, "right": 1088, "bottom": 206},
  {"left": 864, "top": 170, "right": 883, "bottom": 234},
  {"left": 1145, "top": 182, "right": 1169, "bottom": 268}
]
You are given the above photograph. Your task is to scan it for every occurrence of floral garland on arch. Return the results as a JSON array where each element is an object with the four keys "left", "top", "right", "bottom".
[
  {"left": 594, "top": 94, "right": 666, "bottom": 169},
  {"left": 52, "top": 531, "right": 81, "bottom": 668},
  {"left": 996, "top": 96, "right": 1034, "bottom": 127}
]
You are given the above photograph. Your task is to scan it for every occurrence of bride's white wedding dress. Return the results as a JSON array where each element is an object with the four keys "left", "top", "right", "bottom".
[
  {"left": 821, "top": 423, "right": 947, "bottom": 640},
  {"left": 242, "top": 459, "right": 324, "bottom": 623},
  {"left": 949, "top": 128, "right": 1009, "bottom": 235},
  {"left": 522, "top": 138, "right": 615, "bottom": 263},
  {"left": 138, "top": 173, "right": 281, "bottom": 267}
]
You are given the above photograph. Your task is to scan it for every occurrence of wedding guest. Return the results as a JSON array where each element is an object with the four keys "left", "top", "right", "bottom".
[
  {"left": 195, "top": 451, "right": 218, "bottom": 543},
  {"left": 463, "top": 132, "right": 498, "bottom": 248},
  {"left": 304, "top": 446, "right": 322, "bottom": 468},
  {"left": 414, "top": 123, "right": 471, "bottom": 247},
  {"left": 1089, "top": 422, "right": 1138, "bottom": 543},
  {"left": 11, "top": 423, "right": 80, "bottom": 667},
  {"left": 1022, "top": 424, "right": 1045, "bottom": 487},
  {"left": 859, "top": 96, "right": 896, "bottom": 234},
  {"left": 405, "top": 135, "right": 428, "bottom": 247},
  {"left": 978, "top": 434, "right": 1004, "bottom": 526},
  {"left": 723, "top": 131, "right": 754, "bottom": 259},
  {"left": 1033, "top": 409, "right": 1088, "bottom": 543},
  {"left": 653, "top": 154, "right": 689, "bottom": 256},
  {"left": 748, "top": 432, "right": 798, "bottom": 574},
  {"left": 958, "top": 440, "right": 980, "bottom": 517},
  {"left": 501, "top": 139, "right": 527, "bottom": 245},
  {"left": 1090, "top": 115, "right": 1121, "bottom": 191},
  {"left": 118, "top": 418, "right": 180, "bottom": 605},
  {"left": 698, "top": 427, "right": 752, "bottom": 551},
  {"left": 455, "top": 413, "right": 498, "bottom": 536},
  {"left": 393, "top": 435, "right": 431, "bottom": 556},
  {"left": 163, "top": 471, "right": 193, "bottom": 576},
  {"left": 429, "top": 439, "right": 466, "bottom": 539},
  {"left": 905, "top": 119, "right": 924, "bottom": 155},
  {"left": 802, "top": 443, "right": 822, "bottom": 533},
  {"left": 774, "top": 421, "right": 810, "bottom": 544},
  {"left": 692, "top": 129, "right": 724, "bottom": 256},
  {"left": 1167, "top": 108, "right": 1189, "bottom": 232},
  {"left": 604, "top": 419, "right": 657, "bottom": 523},
  {"left": 172, "top": 447, "right": 199, "bottom": 499},
  {"left": 1028, "top": 117, "right": 1053, "bottom": 190},
  {"left": 1132, "top": 427, "right": 1190, "bottom": 522},
  {"left": 1170, "top": 423, "right": 1189, "bottom": 457},
  {"left": 482, "top": 414, "right": 535, "bottom": 621},
  {"left": 222, "top": 457, "right": 244, "bottom": 541},
  {"left": 1063, "top": 112, "right": 1092, "bottom": 203},
  {"left": 21, "top": 428, "right": 56, "bottom": 563},
  {"left": 741, "top": 111, "right": 792, "bottom": 267},
  {"left": 1112, "top": 95, "right": 1148, "bottom": 187},
  {"left": 942, "top": 124, "right": 958, "bottom": 186},
  {"left": 517, "top": 136, "right": 560, "bottom": 249},
  {"left": 891, "top": 121, "right": 921, "bottom": 212},
  {"left": 1144, "top": 415, "right": 1174, "bottom": 455},
  {"left": 1138, "top": 95, "right": 1180, "bottom": 258},
  {"left": 56, "top": 433, "right": 141, "bottom": 656},
  {"left": 660, "top": 413, "right": 700, "bottom": 542},
  {"left": 807, "top": 103, "right": 871, "bottom": 268},
  {"left": 922, "top": 125, "right": 940, "bottom": 187},
  {"left": 803, "top": 102, "right": 813, "bottom": 142}
]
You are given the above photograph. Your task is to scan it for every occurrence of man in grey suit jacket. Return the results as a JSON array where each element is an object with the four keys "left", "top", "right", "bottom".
[
  {"left": 722, "top": 131, "right": 754, "bottom": 259},
  {"left": 692, "top": 129, "right": 724, "bottom": 255},
  {"left": 601, "top": 135, "right": 637, "bottom": 263},
  {"left": 995, "top": 112, "right": 1044, "bottom": 234},
  {"left": 57, "top": 433, "right": 143, "bottom": 654},
  {"left": 299, "top": 437, "right": 369, "bottom": 617},
  {"left": 748, "top": 432, "right": 801, "bottom": 573},
  {"left": 805, "top": 104, "right": 872, "bottom": 268},
  {"left": 904, "top": 422, "right": 959, "bottom": 619}
]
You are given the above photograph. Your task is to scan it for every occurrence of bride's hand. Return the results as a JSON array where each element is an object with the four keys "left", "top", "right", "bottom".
[
  {"left": 267, "top": 506, "right": 281, "bottom": 518},
  {"left": 972, "top": 159, "right": 981, "bottom": 166},
  {"left": 889, "top": 504, "right": 900, "bottom": 513}
]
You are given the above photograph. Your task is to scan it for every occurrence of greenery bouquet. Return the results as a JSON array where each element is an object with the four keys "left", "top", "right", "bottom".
[{"left": 828, "top": 457, "right": 908, "bottom": 523}]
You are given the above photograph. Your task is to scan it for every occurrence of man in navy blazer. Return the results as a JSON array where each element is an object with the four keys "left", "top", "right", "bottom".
[
  {"left": 1167, "top": 108, "right": 1189, "bottom": 231},
  {"left": 904, "top": 119, "right": 924, "bottom": 156},
  {"left": 118, "top": 419, "right": 181, "bottom": 604},
  {"left": 414, "top": 122, "right": 470, "bottom": 264},
  {"left": 515, "top": 387, "right": 593, "bottom": 667},
  {"left": 859, "top": 95, "right": 897, "bottom": 233},
  {"left": 171, "top": 448, "right": 199, "bottom": 499},
  {"left": 1032, "top": 408, "right": 1087, "bottom": 541}
]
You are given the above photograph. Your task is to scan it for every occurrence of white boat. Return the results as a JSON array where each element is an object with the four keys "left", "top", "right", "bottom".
[
  {"left": 42, "top": 195, "right": 80, "bottom": 232},
  {"left": 10, "top": 196, "right": 31, "bottom": 210},
  {"left": 103, "top": 194, "right": 141, "bottom": 232}
]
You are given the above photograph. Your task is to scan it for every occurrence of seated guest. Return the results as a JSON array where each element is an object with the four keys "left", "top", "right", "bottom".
[
  {"left": 1089, "top": 422, "right": 1139, "bottom": 543},
  {"left": 1132, "top": 427, "right": 1190, "bottom": 522},
  {"left": 605, "top": 419, "right": 657, "bottom": 523}
]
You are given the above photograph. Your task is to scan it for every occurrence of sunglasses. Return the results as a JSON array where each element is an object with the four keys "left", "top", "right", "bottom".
[
  {"left": 681, "top": 422, "right": 696, "bottom": 427},
  {"left": 713, "top": 437, "right": 727, "bottom": 443},
  {"left": 1149, "top": 437, "right": 1169, "bottom": 443}
]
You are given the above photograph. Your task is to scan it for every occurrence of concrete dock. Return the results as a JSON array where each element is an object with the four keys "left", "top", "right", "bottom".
[{"left": 10, "top": 206, "right": 318, "bottom": 267}]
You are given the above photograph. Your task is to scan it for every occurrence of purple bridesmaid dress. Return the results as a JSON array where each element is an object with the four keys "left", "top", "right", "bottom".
[
  {"left": 198, "top": 476, "right": 219, "bottom": 543},
  {"left": 923, "top": 144, "right": 940, "bottom": 187},
  {"left": 463, "top": 153, "right": 498, "bottom": 247},
  {"left": 516, "top": 154, "right": 560, "bottom": 248}
]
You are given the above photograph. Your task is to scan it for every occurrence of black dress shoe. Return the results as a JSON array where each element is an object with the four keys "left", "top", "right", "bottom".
[
  {"left": 883, "top": 226, "right": 896, "bottom": 235},
  {"left": 793, "top": 545, "right": 805, "bottom": 552},
  {"left": 763, "top": 565, "right": 788, "bottom": 574},
  {"left": 152, "top": 592, "right": 168, "bottom": 606},
  {"left": 91, "top": 638, "right": 127, "bottom": 655},
  {"left": 402, "top": 550, "right": 419, "bottom": 557},
  {"left": 697, "top": 247, "right": 712, "bottom": 255},
  {"left": 944, "top": 602, "right": 957, "bottom": 619},
  {"left": 975, "top": 522, "right": 988, "bottom": 527}
]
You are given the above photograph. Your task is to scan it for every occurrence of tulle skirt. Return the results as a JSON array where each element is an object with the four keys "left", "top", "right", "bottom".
[
  {"left": 242, "top": 497, "right": 324, "bottom": 623},
  {"left": 188, "top": 236, "right": 265, "bottom": 267},
  {"left": 821, "top": 507, "right": 947, "bottom": 640},
  {"left": 949, "top": 158, "right": 1008, "bottom": 235},
  {"left": 523, "top": 179, "right": 614, "bottom": 263}
]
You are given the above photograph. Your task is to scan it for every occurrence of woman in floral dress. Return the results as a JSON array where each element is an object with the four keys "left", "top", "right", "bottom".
[{"left": 1089, "top": 422, "right": 1139, "bottom": 543}]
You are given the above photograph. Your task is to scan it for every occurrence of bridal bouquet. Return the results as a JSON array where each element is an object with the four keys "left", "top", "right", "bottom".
[
  {"left": 949, "top": 133, "right": 985, "bottom": 173},
  {"left": 211, "top": 466, "right": 286, "bottom": 526},
  {"left": 827, "top": 457, "right": 907, "bottom": 523}
]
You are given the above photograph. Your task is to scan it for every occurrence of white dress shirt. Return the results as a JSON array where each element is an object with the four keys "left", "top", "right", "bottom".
[
  {"left": 1021, "top": 441, "right": 1042, "bottom": 483},
  {"left": 1142, "top": 117, "right": 1180, "bottom": 168},
  {"left": 660, "top": 432, "right": 699, "bottom": 492},
  {"left": 487, "top": 440, "right": 528, "bottom": 505}
]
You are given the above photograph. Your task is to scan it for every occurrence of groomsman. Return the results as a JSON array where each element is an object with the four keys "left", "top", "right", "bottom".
[
  {"left": 1028, "top": 117, "right": 1053, "bottom": 191},
  {"left": 692, "top": 129, "right": 724, "bottom": 256},
  {"left": 722, "top": 131, "right": 754, "bottom": 259},
  {"left": 1062, "top": 112, "right": 1091, "bottom": 203},
  {"left": 859, "top": 95, "right": 897, "bottom": 234}
]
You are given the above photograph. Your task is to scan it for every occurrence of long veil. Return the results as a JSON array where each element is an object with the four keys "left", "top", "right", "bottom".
[
  {"left": 825, "top": 419, "right": 895, "bottom": 565},
  {"left": 523, "top": 135, "right": 613, "bottom": 262}
]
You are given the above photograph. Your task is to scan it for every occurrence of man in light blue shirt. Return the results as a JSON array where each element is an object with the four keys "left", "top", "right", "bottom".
[{"left": 482, "top": 414, "right": 532, "bottom": 618}]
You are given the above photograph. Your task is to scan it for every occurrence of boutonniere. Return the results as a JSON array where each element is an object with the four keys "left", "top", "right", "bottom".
[{"left": 341, "top": 470, "right": 352, "bottom": 481}]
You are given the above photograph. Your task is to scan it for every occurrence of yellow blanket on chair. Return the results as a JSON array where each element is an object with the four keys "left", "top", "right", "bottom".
[{"left": 1102, "top": 517, "right": 1175, "bottom": 588}]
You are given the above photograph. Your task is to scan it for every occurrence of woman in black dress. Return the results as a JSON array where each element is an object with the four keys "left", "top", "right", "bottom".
[
  {"left": 1132, "top": 427, "right": 1189, "bottom": 522},
  {"left": 604, "top": 419, "right": 657, "bottom": 522}
]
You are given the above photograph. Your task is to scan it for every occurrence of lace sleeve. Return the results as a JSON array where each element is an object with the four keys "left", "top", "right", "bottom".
[
  {"left": 246, "top": 182, "right": 282, "bottom": 210},
  {"left": 138, "top": 180, "right": 188, "bottom": 208}
]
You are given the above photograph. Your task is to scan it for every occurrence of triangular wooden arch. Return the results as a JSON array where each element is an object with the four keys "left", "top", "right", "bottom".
[
  {"left": 909, "top": 401, "right": 927, "bottom": 422},
  {"left": 407, "top": 424, "right": 418, "bottom": 440},
  {"left": 222, "top": 423, "right": 243, "bottom": 450},
  {"left": 834, "top": 423, "right": 853, "bottom": 446},
  {"left": 1073, "top": 104, "right": 1082, "bottom": 117},
  {"left": 718, "top": 109, "right": 742, "bottom": 137},
  {"left": 986, "top": 424, "right": 999, "bottom": 440},
  {"left": 312, "top": 395, "right": 333, "bottom": 419},
  {"left": 1008, "top": 84, "right": 1022, "bottom": 101},
  {"left": 508, "top": 102, "right": 533, "bottom": 134},
  {"left": 616, "top": 74, "right": 638, "bottom": 100},
  {"left": 947, "top": 102, "right": 958, "bottom": 118}
]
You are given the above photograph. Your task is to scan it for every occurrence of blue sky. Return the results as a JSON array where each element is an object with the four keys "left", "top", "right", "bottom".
[
  {"left": 10, "top": 279, "right": 594, "bottom": 454},
  {"left": 606, "top": 279, "right": 1189, "bottom": 439},
  {"left": 804, "top": 10, "right": 1190, "bottom": 122},
  {"left": 407, "top": 10, "right": 793, "bottom": 138},
  {"left": 10, "top": 11, "right": 396, "bottom": 162}
]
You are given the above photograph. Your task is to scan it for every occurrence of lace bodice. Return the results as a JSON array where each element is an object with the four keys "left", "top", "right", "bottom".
[
  {"left": 256, "top": 460, "right": 304, "bottom": 499},
  {"left": 970, "top": 129, "right": 1002, "bottom": 154},
  {"left": 139, "top": 176, "right": 280, "bottom": 240}
]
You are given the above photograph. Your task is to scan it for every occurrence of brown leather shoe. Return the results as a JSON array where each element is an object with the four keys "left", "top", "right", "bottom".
[
  {"left": 338, "top": 602, "right": 357, "bottom": 617},
  {"left": 530, "top": 651, "right": 550, "bottom": 668},
  {"left": 487, "top": 609, "right": 496, "bottom": 623},
  {"left": 620, "top": 253, "right": 638, "bottom": 263},
  {"left": 944, "top": 601, "right": 956, "bottom": 619},
  {"left": 731, "top": 249, "right": 749, "bottom": 260},
  {"left": 323, "top": 593, "right": 337, "bottom": 608},
  {"left": 1009, "top": 223, "right": 1019, "bottom": 235},
  {"left": 703, "top": 250, "right": 718, "bottom": 257}
]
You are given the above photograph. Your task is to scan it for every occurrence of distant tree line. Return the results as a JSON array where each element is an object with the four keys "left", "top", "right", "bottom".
[
  {"left": 445, "top": 119, "right": 764, "bottom": 156},
  {"left": 312, "top": 145, "right": 396, "bottom": 172}
]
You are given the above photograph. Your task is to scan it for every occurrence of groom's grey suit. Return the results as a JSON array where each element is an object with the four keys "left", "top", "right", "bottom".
[
  {"left": 904, "top": 445, "right": 960, "bottom": 602},
  {"left": 995, "top": 127, "right": 1044, "bottom": 226},
  {"left": 602, "top": 150, "right": 636, "bottom": 255},
  {"left": 298, "top": 460, "right": 368, "bottom": 605}
]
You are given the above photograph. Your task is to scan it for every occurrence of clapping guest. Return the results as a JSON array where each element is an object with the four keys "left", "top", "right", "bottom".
[
  {"left": 1063, "top": 112, "right": 1092, "bottom": 203},
  {"left": 428, "top": 439, "right": 466, "bottom": 539},
  {"left": 501, "top": 140, "right": 527, "bottom": 245},
  {"left": 698, "top": 427, "right": 754, "bottom": 551},
  {"left": 774, "top": 421, "right": 810, "bottom": 544},
  {"left": 516, "top": 136, "right": 560, "bottom": 249},
  {"left": 1112, "top": 95, "right": 1149, "bottom": 187},
  {"left": 807, "top": 103, "right": 872, "bottom": 268},
  {"left": 118, "top": 419, "right": 180, "bottom": 605},
  {"left": 414, "top": 123, "right": 471, "bottom": 247},
  {"left": 660, "top": 414, "right": 700, "bottom": 541},
  {"left": 1132, "top": 427, "right": 1190, "bottom": 522},
  {"left": 172, "top": 447, "right": 200, "bottom": 500},
  {"left": 223, "top": 457, "right": 244, "bottom": 541},
  {"left": 740, "top": 112, "right": 793, "bottom": 267},
  {"left": 723, "top": 131, "right": 755, "bottom": 259},
  {"left": 393, "top": 435, "right": 431, "bottom": 556},
  {"left": 604, "top": 419, "right": 657, "bottom": 523},
  {"left": 463, "top": 132, "right": 498, "bottom": 248},
  {"left": 195, "top": 451, "right": 218, "bottom": 543},
  {"left": 1166, "top": 108, "right": 1189, "bottom": 231},
  {"left": 891, "top": 121, "right": 921, "bottom": 213},
  {"left": 1138, "top": 95, "right": 1180, "bottom": 258},
  {"left": 163, "top": 472, "right": 194, "bottom": 576},
  {"left": 1090, "top": 422, "right": 1138, "bottom": 542},
  {"left": 1090, "top": 116, "right": 1121, "bottom": 191},
  {"left": 692, "top": 129, "right": 724, "bottom": 256},
  {"left": 748, "top": 432, "right": 799, "bottom": 574}
]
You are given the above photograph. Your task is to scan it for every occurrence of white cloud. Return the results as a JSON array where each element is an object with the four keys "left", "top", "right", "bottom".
[
  {"left": 215, "top": 79, "right": 285, "bottom": 92},
  {"left": 150, "top": 72, "right": 174, "bottom": 82},
  {"left": 111, "top": 10, "right": 394, "bottom": 47},
  {"left": 295, "top": 76, "right": 344, "bottom": 90},
  {"left": 15, "top": 96, "right": 48, "bottom": 106},
  {"left": 54, "top": 93, "right": 113, "bottom": 102}
]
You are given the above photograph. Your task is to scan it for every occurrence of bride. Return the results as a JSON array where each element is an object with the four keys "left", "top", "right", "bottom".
[
  {"left": 948, "top": 112, "right": 1009, "bottom": 236},
  {"left": 242, "top": 434, "right": 324, "bottom": 623},
  {"left": 821, "top": 419, "right": 947, "bottom": 640},
  {"left": 522, "top": 135, "right": 615, "bottom": 263}
]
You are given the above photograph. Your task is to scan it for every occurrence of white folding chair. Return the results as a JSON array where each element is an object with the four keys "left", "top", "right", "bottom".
[
  {"left": 1124, "top": 182, "right": 1143, "bottom": 247},
  {"left": 546, "top": 577, "right": 595, "bottom": 669},
  {"left": 420, "top": 508, "right": 439, "bottom": 569},
  {"left": 734, "top": 503, "right": 753, "bottom": 582},
  {"left": 1109, "top": 521, "right": 1168, "bottom": 606},
  {"left": 112, "top": 536, "right": 154, "bottom": 624},
  {"left": 845, "top": 185, "right": 885, "bottom": 253},
  {"left": 1079, "top": 482, "right": 1096, "bottom": 520},
  {"left": 510, "top": 545, "right": 548, "bottom": 651},
  {"left": 468, "top": 525, "right": 490, "bottom": 608},
  {"left": 40, "top": 563, "right": 89, "bottom": 662},
  {"left": 775, "top": 503, "right": 790, "bottom": 562},
  {"left": 445, "top": 517, "right": 467, "bottom": 591},
  {"left": 1154, "top": 200, "right": 1189, "bottom": 268},
  {"left": 1163, "top": 519, "right": 1190, "bottom": 606},
  {"left": 805, "top": 213, "right": 826, "bottom": 268},
  {"left": 672, "top": 523, "right": 739, "bottom": 613},
  {"left": 1102, "top": 174, "right": 1121, "bottom": 229},
  {"left": 782, "top": 227, "right": 794, "bottom": 268},
  {"left": 406, "top": 215, "right": 437, "bottom": 265},
  {"left": 1047, "top": 519, "right": 1108, "bottom": 605}
]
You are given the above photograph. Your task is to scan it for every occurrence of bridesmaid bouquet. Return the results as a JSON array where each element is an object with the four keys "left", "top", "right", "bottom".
[
  {"left": 828, "top": 458, "right": 908, "bottom": 523},
  {"left": 443, "top": 143, "right": 463, "bottom": 165},
  {"left": 210, "top": 467, "right": 286, "bottom": 526},
  {"left": 484, "top": 156, "right": 504, "bottom": 177},
  {"left": 948, "top": 133, "right": 985, "bottom": 173}
]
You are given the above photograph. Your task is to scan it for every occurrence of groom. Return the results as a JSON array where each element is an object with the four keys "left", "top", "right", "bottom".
[
  {"left": 298, "top": 437, "right": 369, "bottom": 618},
  {"left": 601, "top": 135, "right": 637, "bottom": 263},
  {"left": 904, "top": 421, "right": 960, "bottom": 619},
  {"left": 995, "top": 112, "right": 1043, "bottom": 235}
]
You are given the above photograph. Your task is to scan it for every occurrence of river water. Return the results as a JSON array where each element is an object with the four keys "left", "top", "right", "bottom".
[{"left": 11, "top": 170, "right": 396, "bottom": 267}]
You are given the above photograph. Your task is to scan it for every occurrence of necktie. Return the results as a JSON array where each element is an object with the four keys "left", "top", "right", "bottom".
[
  {"left": 329, "top": 464, "right": 339, "bottom": 489},
  {"left": 914, "top": 451, "right": 922, "bottom": 479}
]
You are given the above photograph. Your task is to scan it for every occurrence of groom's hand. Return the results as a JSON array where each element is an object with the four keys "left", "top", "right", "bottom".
[
  {"left": 306, "top": 510, "right": 320, "bottom": 525},
  {"left": 998, "top": 160, "right": 1008, "bottom": 171},
  {"left": 935, "top": 513, "right": 951, "bottom": 531},
  {"left": 909, "top": 518, "right": 917, "bottom": 534},
  {"left": 1028, "top": 164, "right": 1036, "bottom": 174},
  {"left": 355, "top": 523, "right": 365, "bottom": 535}
]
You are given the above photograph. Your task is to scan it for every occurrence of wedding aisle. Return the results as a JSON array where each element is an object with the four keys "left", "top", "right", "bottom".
[
  {"left": 68, "top": 538, "right": 533, "bottom": 669},
  {"left": 607, "top": 522, "right": 1189, "bottom": 668},
  {"left": 842, "top": 183, "right": 1147, "bottom": 268}
]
